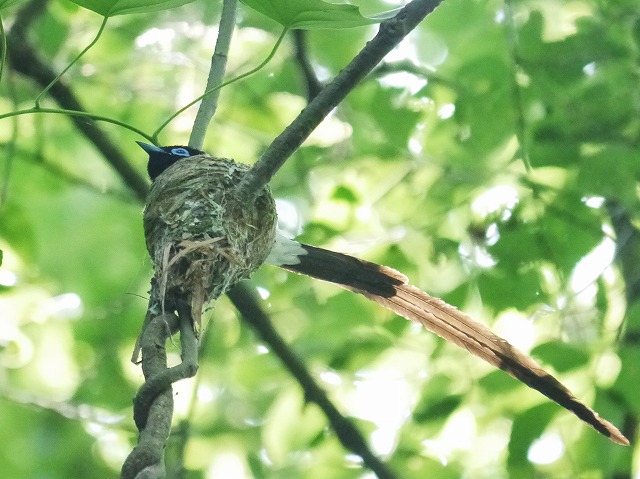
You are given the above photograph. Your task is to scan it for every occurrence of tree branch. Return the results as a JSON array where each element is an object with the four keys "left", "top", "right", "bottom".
[
  {"left": 605, "top": 199, "right": 640, "bottom": 465},
  {"left": 292, "top": 30, "right": 323, "bottom": 102},
  {"left": 227, "top": 283, "right": 399, "bottom": 479},
  {"left": 120, "top": 309, "right": 179, "bottom": 479},
  {"left": 6, "top": 0, "right": 149, "bottom": 201},
  {"left": 6, "top": 2, "right": 429, "bottom": 476},
  {"left": 189, "top": 0, "right": 238, "bottom": 150},
  {"left": 237, "top": 0, "right": 443, "bottom": 200},
  {"left": 122, "top": 294, "right": 199, "bottom": 479}
]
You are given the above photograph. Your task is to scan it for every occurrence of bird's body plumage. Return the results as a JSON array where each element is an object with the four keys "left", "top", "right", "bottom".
[{"left": 137, "top": 142, "right": 629, "bottom": 446}]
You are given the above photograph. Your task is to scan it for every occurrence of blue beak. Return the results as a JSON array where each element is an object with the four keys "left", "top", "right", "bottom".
[{"left": 136, "top": 141, "right": 164, "bottom": 154}]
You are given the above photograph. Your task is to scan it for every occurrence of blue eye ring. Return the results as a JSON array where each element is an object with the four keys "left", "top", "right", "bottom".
[{"left": 170, "top": 147, "right": 191, "bottom": 157}]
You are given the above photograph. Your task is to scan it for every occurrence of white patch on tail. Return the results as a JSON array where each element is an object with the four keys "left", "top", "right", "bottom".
[{"left": 265, "top": 230, "right": 308, "bottom": 266}]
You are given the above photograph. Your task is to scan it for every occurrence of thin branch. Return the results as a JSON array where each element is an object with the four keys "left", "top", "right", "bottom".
[
  {"left": 131, "top": 300, "right": 199, "bottom": 429},
  {"left": 372, "top": 59, "right": 460, "bottom": 90},
  {"left": 0, "top": 15, "right": 7, "bottom": 85},
  {"left": 607, "top": 200, "right": 640, "bottom": 303},
  {"left": 0, "top": 74, "right": 18, "bottom": 211},
  {"left": 20, "top": 148, "right": 136, "bottom": 203},
  {"left": 152, "top": 27, "right": 288, "bottom": 142},
  {"left": 189, "top": 0, "right": 238, "bottom": 150},
  {"left": 123, "top": 294, "right": 199, "bottom": 478},
  {"left": 120, "top": 310, "right": 179, "bottom": 479},
  {"left": 238, "top": 0, "right": 444, "bottom": 201},
  {"left": 227, "top": 283, "right": 400, "bottom": 479},
  {"left": 292, "top": 29, "right": 322, "bottom": 102},
  {"left": 503, "top": 0, "right": 532, "bottom": 172},
  {"left": 0, "top": 107, "right": 154, "bottom": 143},
  {"left": 604, "top": 199, "right": 640, "bottom": 479}
]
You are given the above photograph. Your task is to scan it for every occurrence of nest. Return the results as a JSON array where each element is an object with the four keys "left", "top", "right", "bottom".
[{"left": 143, "top": 154, "right": 277, "bottom": 331}]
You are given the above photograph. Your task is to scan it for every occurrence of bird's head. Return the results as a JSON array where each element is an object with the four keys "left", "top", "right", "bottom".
[{"left": 137, "top": 142, "right": 206, "bottom": 180}]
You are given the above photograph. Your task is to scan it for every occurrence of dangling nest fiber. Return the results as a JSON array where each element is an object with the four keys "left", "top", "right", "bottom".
[{"left": 143, "top": 154, "right": 277, "bottom": 331}]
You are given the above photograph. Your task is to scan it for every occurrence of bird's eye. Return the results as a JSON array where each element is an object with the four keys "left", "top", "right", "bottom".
[{"left": 170, "top": 147, "right": 191, "bottom": 157}]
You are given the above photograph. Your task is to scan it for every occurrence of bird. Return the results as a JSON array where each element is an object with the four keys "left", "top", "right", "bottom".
[{"left": 137, "top": 141, "right": 629, "bottom": 446}]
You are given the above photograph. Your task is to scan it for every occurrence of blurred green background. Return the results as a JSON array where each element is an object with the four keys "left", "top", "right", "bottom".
[{"left": 0, "top": 0, "right": 638, "bottom": 477}]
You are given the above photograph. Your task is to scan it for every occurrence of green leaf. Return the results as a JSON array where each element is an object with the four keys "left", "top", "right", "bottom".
[
  {"left": 240, "top": 0, "right": 387, "bottom": 29},
  {"left": 328, "top": 326, "right": 394, "bottom": 370},
  {"left": 67, "top": 0, "right": 196, "bottom": 16},
  {"left": 489, "top": 193, "right": 602, "bottom": 277},
  {"left": 477, "top": 267, "right": 543, "bottom": 311},
  {"left": 477, "top": 370, "right": 521, "bottom": 394},
  {"left": 531, "top": 341, "right": 590, "bottom": 373},
  {"left": 35, "top": 7, "right": 71, "bottom": 58},
  {"left": 508, "top": 403, "right": 559, "bottom": 479},
  {"left": 0, "top": 0, "right": 28, "bottom": 10},
  {"left": 577, "top": 145, "right": 640, "bottom": 208},
  {"left": 413, "top": 394, "right": 463, "bottom": 424},
  {"left": 331, "top": 185, "right": 358, "bottom": 203}
]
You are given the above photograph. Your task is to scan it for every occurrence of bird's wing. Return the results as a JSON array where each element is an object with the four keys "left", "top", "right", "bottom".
[{"left": 279, "top": 242, "right": 628, "bottom": 446}]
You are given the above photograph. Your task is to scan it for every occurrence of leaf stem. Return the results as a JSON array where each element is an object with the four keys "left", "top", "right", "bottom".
[
  {"left": 0, "top": 16, "right": 6, "bottom": 85},
  {"left": 0, "top": 107, "right": 154, "bottom": 142},
  {"left": 34, "top": 15, "right": 109, "bottom": 108},
  {"left": 152, "top": 26, "right": 289, "bottom": 143}
]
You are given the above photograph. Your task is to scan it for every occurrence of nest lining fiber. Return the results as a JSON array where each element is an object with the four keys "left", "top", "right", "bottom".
[{"left": 143, "top": 154, "right": 277, "bottom": 329}]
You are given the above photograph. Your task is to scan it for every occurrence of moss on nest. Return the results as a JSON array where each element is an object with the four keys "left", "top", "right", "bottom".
[{"left": 143, "top": 154, "right": 277, "bottom": 330}]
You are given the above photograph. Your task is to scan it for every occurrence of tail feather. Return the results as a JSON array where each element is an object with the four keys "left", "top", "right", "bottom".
[{"left": 280, "top": 243, "right": 629, "bottom": 446}]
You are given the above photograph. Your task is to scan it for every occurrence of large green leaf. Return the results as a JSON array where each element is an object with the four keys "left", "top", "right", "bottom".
[
  {"left": 0, "top": 0, "right": 28, "bottom": 9},
  {"left": 67, "top": 0, "right": 196, "bottom": 16},
  {"left": 508, "top": 403, "right": 559, "bottom": 479},
  {"left": 240, "top": 0, "right": 394, "bottom": 29},
  {"left": 531, "top": 341, "right": 590, "bottom": 373}
]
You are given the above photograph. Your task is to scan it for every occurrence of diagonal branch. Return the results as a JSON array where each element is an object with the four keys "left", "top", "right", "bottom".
[
  {"left": 6, "top": 0, "right": 149, "bottom": 201},
  {"left": 237, "top": 0, "right": 444, "bottom": 200},
  {"left": 227, "top": 283, "right": 400, "bottom": 479}
]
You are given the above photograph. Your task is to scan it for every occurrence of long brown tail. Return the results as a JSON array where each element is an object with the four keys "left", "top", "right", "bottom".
[{"left": 280, "top": 243, "right": 629, "bottom": 445}]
